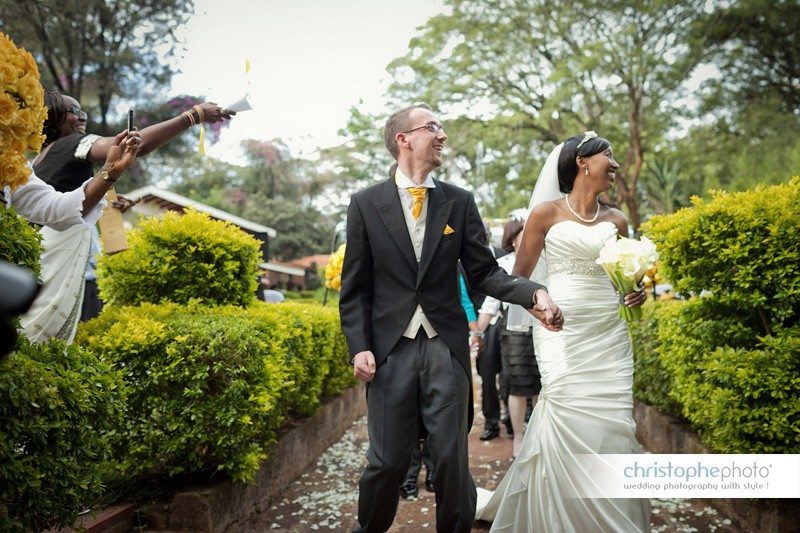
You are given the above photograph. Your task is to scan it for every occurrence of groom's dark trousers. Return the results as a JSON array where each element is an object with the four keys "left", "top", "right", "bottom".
[{"left": 340, "top": 175, "right": 543, "bottom": 533}]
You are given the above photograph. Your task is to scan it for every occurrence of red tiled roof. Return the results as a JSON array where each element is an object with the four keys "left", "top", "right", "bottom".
[{"left": 290, "top": 254, "right": 331, "bottom": 269}]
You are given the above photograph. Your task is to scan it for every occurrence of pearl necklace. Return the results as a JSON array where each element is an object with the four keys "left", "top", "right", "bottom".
[{"left": 565, "top": 194, "right": 600, "bottom": 223}]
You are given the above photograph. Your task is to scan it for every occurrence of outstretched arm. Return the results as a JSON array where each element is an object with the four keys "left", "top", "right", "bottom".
[
  {"left": 459, "top": 193, "right": 560, "bottom": 331},
  {"left": 87, "top": 102, "right": 234, "bottom": 162}
]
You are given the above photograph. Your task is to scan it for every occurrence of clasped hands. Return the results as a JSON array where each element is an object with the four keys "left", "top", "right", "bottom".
[{"left": 528, "top": 288, "right": 564, "bottom": 332}]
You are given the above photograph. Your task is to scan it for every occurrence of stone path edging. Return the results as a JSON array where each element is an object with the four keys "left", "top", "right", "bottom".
[
  {"left": 634, "top": 401, "right": 800, "bottom": 533},
  {"left": 139, "top": 384, "right": 366, "bottom": 532}
]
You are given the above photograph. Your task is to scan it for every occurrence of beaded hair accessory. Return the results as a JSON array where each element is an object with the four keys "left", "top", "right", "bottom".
[{"left": 575, "top": 130, "right": 598, "bottom": 151}]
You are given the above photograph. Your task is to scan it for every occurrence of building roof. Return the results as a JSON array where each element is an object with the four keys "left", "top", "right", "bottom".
[
  {"left": 290, "top": 254, "right": 331, "bottom": 269},
  {"left": 123, "top": 185, "right": 277, "bottom": 237},
  {"left": 261, "top": 262, "right": 306, "bottom": 276}
]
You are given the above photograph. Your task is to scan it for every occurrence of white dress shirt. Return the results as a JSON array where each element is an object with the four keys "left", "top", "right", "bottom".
[
  {"left": 395, "top": 168, "right": 438, "bottom": 339},
  {"left": 5, "top": 168, "right": 105, "bottom": 230}
]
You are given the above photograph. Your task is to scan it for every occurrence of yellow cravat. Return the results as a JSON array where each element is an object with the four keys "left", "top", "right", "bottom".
[{"left": 407, "top": 187, "right": 428, "bottom": 220}]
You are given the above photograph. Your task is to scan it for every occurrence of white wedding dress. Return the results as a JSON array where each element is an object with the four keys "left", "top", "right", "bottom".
[{"left": 476, "top": 220, "right": 650, "bottom": 532}]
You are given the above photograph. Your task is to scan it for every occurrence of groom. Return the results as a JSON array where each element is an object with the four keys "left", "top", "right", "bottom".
[{"left": 339, "top": 103, "right": 563, "bottom": 532}]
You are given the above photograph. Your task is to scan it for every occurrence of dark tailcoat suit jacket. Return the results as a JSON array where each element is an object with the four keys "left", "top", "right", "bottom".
[{"left": 339, "top": 175, "right": 544, "bottom": 428}]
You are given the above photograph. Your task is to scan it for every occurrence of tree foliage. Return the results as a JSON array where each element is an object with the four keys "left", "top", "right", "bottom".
[
  {"left": 378, "top": 0, "right": 710, "bottom": 228},
  {"left": 238, "top": 197, "right": 333, "bottom": 262},
  {"left": 0, "top": 0, "right": 194, "bottom": 132},
  {"left": 703, "top": 0, "right": 800, "bottom": 115},
  {"left": 168, "top": 140, "right": 335, "bottom": 261},
  {"left": 240, "top": 139, "right": 328, "bottom": 201},
  {"left": 323, "top": 1, "right": 797, "bottom": 222},
  {"left": 669, "top": 0, "right": 800, "bottom": 195}
]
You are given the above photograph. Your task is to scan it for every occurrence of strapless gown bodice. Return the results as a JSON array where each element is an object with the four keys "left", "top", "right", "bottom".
[{"left": 542, "top": 220, "right": 615, "bottom": 278}]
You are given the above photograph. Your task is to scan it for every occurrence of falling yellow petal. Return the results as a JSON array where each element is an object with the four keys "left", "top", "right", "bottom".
[
  {"left": 245, "top": 58, "right": 251, "bottom": 74},
  {"left": 198, "top": 123, "right": 206, "bottom": 156}
]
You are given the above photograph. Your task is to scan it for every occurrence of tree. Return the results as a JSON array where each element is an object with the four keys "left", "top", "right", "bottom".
[
  {"left": 168, "top": 140, "right": 335, "bottom": 261},
  {"left": 382, "top": 0, "right": 711, "bottom": 229},
  {"left": 672, "top": 94, "right": 800, "bottom": 194},
  {"left": 668, "top": 0, "right": 800, "bottom": 195},
  {"left": 703, "top": 0, "right": 800, "bottom": 115},
  {"left": 239, "top": 139, "right": 326, "bottom": 202},
  {"left": 640, "top": 157, "right": 695, "bottom": 217},
  {"left": 316, "top": 105, "right": 393, "bottom": 215},
  {"left": 0, "top": 0, "right": 194, "bottom": 132},
  {"left": 238, "top": 198, "right": 333, "bottom": 262}
]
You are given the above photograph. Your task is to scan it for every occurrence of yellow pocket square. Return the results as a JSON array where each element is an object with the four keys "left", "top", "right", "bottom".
[{"left": 443, "top": 224, "right": 455, "bottom": 235}]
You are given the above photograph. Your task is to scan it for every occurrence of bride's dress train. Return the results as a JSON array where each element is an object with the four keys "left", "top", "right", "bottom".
[{"left": 476, "top": 220, "right": 650, "bottom": 532}]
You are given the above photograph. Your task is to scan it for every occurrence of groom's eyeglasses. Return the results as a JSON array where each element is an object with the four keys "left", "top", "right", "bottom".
[{"left": 403, "top": 122, "right": 445, "bottom": 135}]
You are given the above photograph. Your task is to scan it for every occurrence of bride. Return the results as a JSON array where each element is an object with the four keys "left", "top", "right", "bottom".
[{"left": 475, "top": 132, "right": 651, "bottom": 532}]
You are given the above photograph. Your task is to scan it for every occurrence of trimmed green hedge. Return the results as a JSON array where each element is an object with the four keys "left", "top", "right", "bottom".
[
  {"left": 0, "top": 206, "right": 42, "bottom": 277},
  {"left": 631, "top": 300, "right": 799, "bottom": 453},
  {"left": 643, "top": 176, "right": 800, "bottom": 331},
  {"left": 97, "top": 209, "right": 261, "bottom": 308},
  {"left": 0, "top": 339, "right": 126, "bottom": 532},
  {"left": 633, "top": 177, "right": 800, "bottom": 453},
  {"left": 1, "top": 207, "right": 354, "bottom": 523},
  {"left": 629, "top": 302, "right": 682, "bottom": 417},
  {"left": 76, "top": 301, "right": 355, "bottom": 493}
]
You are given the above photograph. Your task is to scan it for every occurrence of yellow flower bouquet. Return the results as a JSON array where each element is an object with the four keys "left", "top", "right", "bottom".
[
  {"left": 1, "top": 32, "right": 47, "bottom": 191},
  {"left": 324, "top": 243, "right": 346, "bottom": 291}
]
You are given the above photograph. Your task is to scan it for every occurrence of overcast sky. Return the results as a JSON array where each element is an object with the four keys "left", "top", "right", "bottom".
[{"left": 169, "top": 0, "right": 445, "bottom": 162}]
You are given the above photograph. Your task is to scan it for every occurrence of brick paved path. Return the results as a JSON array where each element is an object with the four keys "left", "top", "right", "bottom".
[{"left": 243, "top": 365, "right": 742, "bottom": 533}]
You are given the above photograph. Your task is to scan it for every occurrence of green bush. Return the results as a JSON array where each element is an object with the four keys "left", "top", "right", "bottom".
[
  {"left": 76, "top": 301, "right": 355, "bottom": 493},
  {"left": 97, "top": 209, "right": 261, "bottom": 307},
  {"left": 214, "top": 303, "right": 326, "bottom": 418},
  {"left": 642, "top": 176, "right": 800, "bottom": 331},
  {"left": 77, "top": 303, "right": 288, "bottom": 487},
  {"left": 0, "top": 206, "right": 42, "bottom": 277},
  {"left": 633, "top": 177, "right": 800, "bottom": 453},
  {"left": 0, "top": 339, "right": 126, "bottom": 532},
  {"left": 631, "top": 298, "right": 800, "bottom": 453},
  {"left": 629, "top": 302, "right": 682, "bottom": 417},
  {"left": 272, "top": 302, "right": 353, "bottom": 401}
]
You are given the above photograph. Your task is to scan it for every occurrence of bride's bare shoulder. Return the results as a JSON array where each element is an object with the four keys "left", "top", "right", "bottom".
[
  {"left": 529, "top": 199, "right": 562, "bottom": 218},
  {"left": 603, "top": 207, "right": 629, "bottom": 235},
  {"left": 528, "top": 199, "right": 564, "bottom": 228}
]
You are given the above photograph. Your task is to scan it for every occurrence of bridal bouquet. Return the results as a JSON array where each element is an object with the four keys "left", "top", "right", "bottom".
[{"left": 596, "top": 236, "right": 659, "bottom": 321}]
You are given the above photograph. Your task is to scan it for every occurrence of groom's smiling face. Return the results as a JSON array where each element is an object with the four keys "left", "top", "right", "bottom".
[{"left": 404, "top": 108, "right": 447, "bottom": 170}]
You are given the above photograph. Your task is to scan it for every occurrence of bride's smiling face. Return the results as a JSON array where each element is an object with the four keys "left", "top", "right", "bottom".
[{"left": 583, "top": 147, "right": 619, "bottom": 190}]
